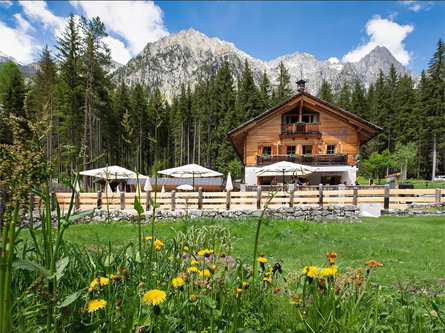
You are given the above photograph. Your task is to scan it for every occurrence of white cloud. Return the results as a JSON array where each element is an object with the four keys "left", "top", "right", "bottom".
[
  {"left": 102, "top": 36, "right": 132, "bottom": 64},
  {"left": 342, "top": 16, "right": 414, "bottom": 66},
  {"left": 400, "top": 1, "right": 433, "bottom": 12},
  {"left": 71, "top": 1, "right": 169, "bottom": 56},
  {"left": 19, "top": 1, "right": 67, "bottom": 37},
  {"left": 0, "top": 14, "right": 39, "bottom": 64}
]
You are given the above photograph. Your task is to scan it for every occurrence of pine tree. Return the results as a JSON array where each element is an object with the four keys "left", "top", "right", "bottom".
[
  {"left": 80, "top": 16, "right": 111, "bottom": 190},
  {"left": 259, "top": 70, "right": 272, "bottom": 111},
  {"left": 56, "top": 14, "right": 84, "bottom": 176},
  {"left": 33, "top": 46, "right": 58, "bottom": 162},
  {"left": 318, "top": 79, "right": 334, "bottom": 103},
  {"left": 426, "top": 39, "right": 445, "bottom": 179},
  {"left": 336, "top": 81, "right": 351, "bottom": 110},
  {"left": 131, "top": 83, "right": 150, "bottom": 173},
  {"left": 236, "top": 59, "right": 261, "bottom": 123},
  {"left": 350, "top": 80, "right": 367, "bottom": 118},
  {"left": 0, "top": 60, "right": 26, "bottom": 144},
  {"left": 273, "top": 62, "right": 293, "bottom": 104}
]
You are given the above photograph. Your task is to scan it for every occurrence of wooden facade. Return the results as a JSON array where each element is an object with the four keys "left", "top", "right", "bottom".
[{"left": 228, "top": 92, "right": 382, "bottom": 168}]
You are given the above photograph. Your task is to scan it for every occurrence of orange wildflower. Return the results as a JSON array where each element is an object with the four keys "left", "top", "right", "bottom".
[
  {"left": 366, "top": 260, "right": 383, "bottom": 267},
  {"left": 326, "top": 251, "right": 337, "bottom": 264}
]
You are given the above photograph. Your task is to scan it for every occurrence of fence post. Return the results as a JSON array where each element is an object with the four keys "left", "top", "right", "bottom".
[
  {"left": 384, "top": 184, "right": 390, "bottom": 210},
  {"left": 171, "top": 190, "right": 176, "bottom": 211},
  {"left": 257, "top": 186, "right": 262, "bottom": 210},
  {"left": 436, "top": 188, "right": 441, "bottom": 210},
  {"left": 75, "top": 192, "right": 80, "bottom": 210},
  {"left": 97, "top": 191, "right": 102, "bottom": 208},
  {"left": 226, "top": 190, "right": 231, "bottom": 210},
  {"left": 51, "top": 191, "right": 56, "bottom": 211},
  {"left": 352, "top": 187, "right": 358, "bottom": 206},
  {"left": 289, "top": 188, "right": 294, "bottom": 208},
  {"left": 120, "top": 192, "right": 125, "bottom": 210},
  {"left": 198, "top": 187, "right": 203, "bottom": 209},
  {"left": 318, "top": 184, "right": 323, "bottom": 207},
  {"left": 146, "top": 192, "right": 151, "bottom": 211}
]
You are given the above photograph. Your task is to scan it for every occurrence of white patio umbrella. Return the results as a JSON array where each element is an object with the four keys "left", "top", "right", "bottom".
[
  {"left": 255, "top": 161, "right": 317, "bottom": 184},
  {"left": 80, "top": 165, "right": 138, "bottom": 180},
  {"left": 136, "top": 180, "right": 141, "bottom": 194},
  {"left": 158, "top": 164, "right": 223, "bottom": 190},
  {"left": 226, "top": 172, "right": 233, "bottom": 192},
  {"left": 144, "top": 176, "right": 152, "bottom": 192},
  {"left": 106, "top": 183, "right": 113, "bottom": 194},
  {"left": 116, "top": 186, "right": 120, "bottom": 194},
  {"left": 161, "top": 185, "right": 165, "bottom": 193},
  {"left": 75, "top": 180, "right": 81, "bottom": 193},
  {"left": 177, "top": 184, "right": 194, "bottom": 191}
]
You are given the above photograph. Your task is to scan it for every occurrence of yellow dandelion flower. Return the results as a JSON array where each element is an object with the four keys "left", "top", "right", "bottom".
[
  {"left": 89, "top": 276, "right": 109, "bottom": 289},
  {"left": 199, "top": 269, "right": 211, "bottom": 278},
  {"left": 257, "top": 257, "right": 267, "bottom": 263},
  {"left": 236, "top": 288, "right": 243, "bottom": 293},
  {"left": 263, "top": 277, "right": 271, "bottom": 283},
  {"left": 197, "top": 249, "right": 212, "bottom": 257},
  {"left": 183, "top": 246, "right": 189, "bottom": 251},
  {"left": 172, "top": 277, "right": 184, "bottom": 287},
  {"left": 154, "top": 240, "right": 164, "bottom": 251},
  {"left": 212, "top": 265, "right": 217, "bottom": 270},
  {"left": 87, "top": 299, "right": 107, "bottom": 313},
  {"left": 290, "top": 301, "right": 296, "bottom": 305},
  {"left": 187, "top": 266, "right": 198, "bottom": 273},
  {"left": 191, "top": 260, "right": 200, "bottom": 266},
  {"left": 302, "top": 266, "right": 318, "bottom": 278},
  {"left": 142, "top": 290, "right": 167, "bottom": 306},
  {"left": 320, "top": 267, "right": 336, "bottom": 278},
  {"left": 145, "top": 236, "right": 152, "bottom": 241},
  {"left": 189, "top": 294, "right": 196, "bottom": 301},
  {"left": 242, "top": 282, "right": 250, "bottom": 289},
  {"left": 168, "top": 256, "right": 173, "bottom": 261},
  {"left": 109, "top": 274, "right": 123, "bottom": 281}
]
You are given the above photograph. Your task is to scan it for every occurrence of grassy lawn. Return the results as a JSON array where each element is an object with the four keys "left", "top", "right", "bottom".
[{"left": 51, "top": 215, "right": 445, "bottom": 290}]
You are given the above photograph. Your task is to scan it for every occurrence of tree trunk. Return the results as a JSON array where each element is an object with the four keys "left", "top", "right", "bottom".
[{"left": 432, "top": 133, "right": 437, "bottom": 180}]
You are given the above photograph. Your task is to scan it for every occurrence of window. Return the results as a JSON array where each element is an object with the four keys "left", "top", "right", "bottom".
[
  {"left": 302, "top": 114, "right": 319, "bottom": 123},
  {"left": 286, "top": 145, "right": 296, "bottom": 155},
  {"left": 302, "top": 145, "right": 312, "bottom": 155},
  {"left": 262, "top": 146, "right": 271, "bottom": 155},
  {"left": 327, "top": 145, "right": 336, "bottom": 154}
]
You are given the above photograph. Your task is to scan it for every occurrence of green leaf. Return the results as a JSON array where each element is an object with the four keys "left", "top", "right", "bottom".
[
  {"left": 134, "top": 196, "right": 144, "bottom": 214},
  {"left": 68, "top": 209, "right": 95, "bottom": 222},
  {"left": 54, "top": 257, "right": 70, "bottom": 280},
  {"left": 13, "top": 259, "right": 50, "bottom": 278},
  {"left": 59, "top": 288, "right": 86, "bottom": 308},
  {"left": 61, "top": 179, "right": 75, "bottom": 191}
]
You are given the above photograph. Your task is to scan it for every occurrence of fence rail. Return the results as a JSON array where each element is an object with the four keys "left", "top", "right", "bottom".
[{"left": 29, "top": 185, "right": 445, "bottom": 212}]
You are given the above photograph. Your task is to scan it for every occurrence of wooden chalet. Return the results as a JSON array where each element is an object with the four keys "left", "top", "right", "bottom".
[{"left": 228, "top": 81, "right": 382, "bottom": 186}]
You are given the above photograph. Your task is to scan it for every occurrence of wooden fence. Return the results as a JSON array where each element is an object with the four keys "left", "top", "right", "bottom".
[{"left": 30, "top": 185, "right": 444, "bottom": 212}]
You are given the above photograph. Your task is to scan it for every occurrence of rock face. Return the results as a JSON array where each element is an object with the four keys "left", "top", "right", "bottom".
[
  {"left": 0, "top": 51, "right": 37, "bottom": 76},
  {"left": 112, "top": 28, "right": 419, "bottom": 98}
]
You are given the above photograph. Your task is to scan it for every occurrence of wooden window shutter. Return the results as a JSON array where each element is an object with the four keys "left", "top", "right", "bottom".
[
  {"left": 271, "top": 145, "right": 278, "bottom": 155},
  {"left": 258, "top": 145, "right": 262, "bottom": 155},
  {"left": 279, "top": 144, "right": 286, "bottom": 155}
]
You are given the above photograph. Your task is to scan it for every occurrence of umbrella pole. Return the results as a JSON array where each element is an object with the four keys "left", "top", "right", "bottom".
[{"left": 283, "top": 169, "right": 285, "bottom": 186}]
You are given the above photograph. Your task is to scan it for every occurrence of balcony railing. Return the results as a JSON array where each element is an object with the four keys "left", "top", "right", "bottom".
[
  {"left": 257, "top": 154, "right": 348, "bottom": 166},
  {"left": 281, "top": 123, "right": 320, "bottom": 135}
]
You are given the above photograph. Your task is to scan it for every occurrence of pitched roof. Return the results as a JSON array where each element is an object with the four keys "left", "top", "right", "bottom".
[{"left": 227, "top": 91, "right": 383, "bottom": 161}]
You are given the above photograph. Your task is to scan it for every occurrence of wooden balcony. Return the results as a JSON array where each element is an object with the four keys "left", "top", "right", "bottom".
[
  {"left": 281, "top": 123, "right": 320, "bottom": 135},
  {"left": 257, "top": 154, "right": 348, "bottom": 166}
]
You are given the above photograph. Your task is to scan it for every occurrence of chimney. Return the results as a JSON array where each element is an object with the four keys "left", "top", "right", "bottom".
[{"left": 296, "top": 79, "right": 306, "bottom": 93}]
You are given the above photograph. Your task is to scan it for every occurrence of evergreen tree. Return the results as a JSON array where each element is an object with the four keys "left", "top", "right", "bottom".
[
  {"left": 259, "top": 70, "right": 272, "bottom": 111},
  {"left": 273, "top": 62, "right": 293, "bottom": 104},
  {"left": 350, "top": 80, "right": 367, "bottom": 118},
  {"left": 80, "top": 16, "right": 111, "bottom": 190},
  {"left": 336, "top": 81, "right": 351, "bottom": 110},
  {"left": 318, "top": 79, "right": 334, "bottom": 103},
  {"left": 236, "top": 59, "right": 262, "bottom": 123},
  {"left": 426, "top": 39, "right": 445, "bottom": 178},
  {"left": 131, "top": 83, "right": 150, "bottom": 173},
  {"left": 0, "top": 60, "right": 26, "bottom": 144},
  {"left": 56, "top": 14, "right": 84, "bottom": 176},
  {"left": 33, "top": 46, "right": 58, "bottom": 162}
]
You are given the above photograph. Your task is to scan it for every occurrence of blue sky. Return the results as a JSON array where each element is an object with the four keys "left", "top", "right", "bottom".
[{"left": 0, "top": 1, "right": 443, "bottom": 73}]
